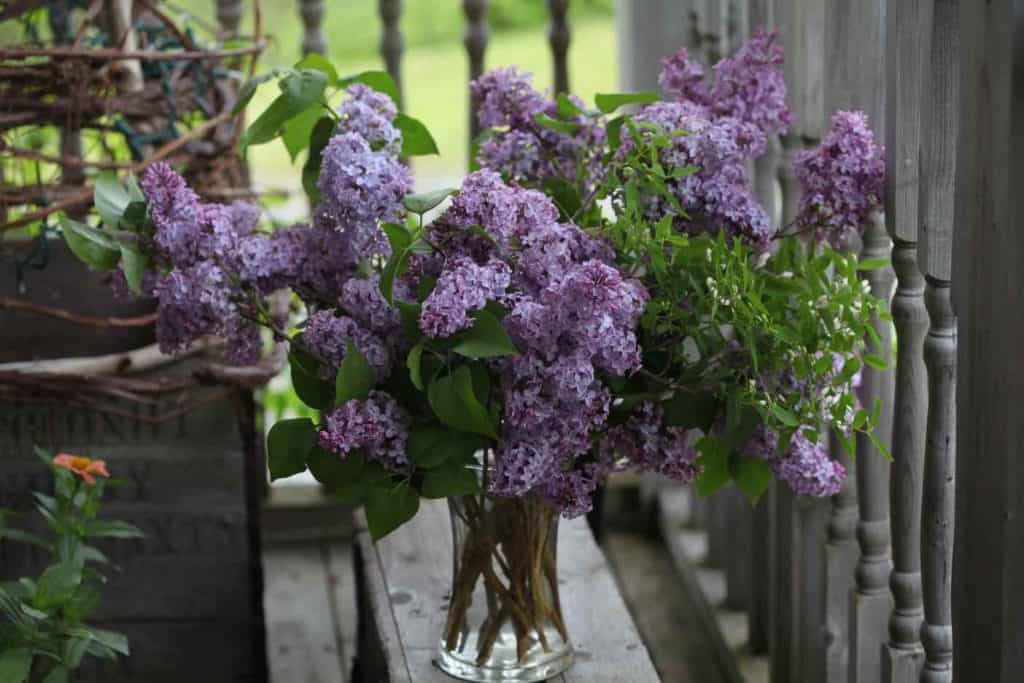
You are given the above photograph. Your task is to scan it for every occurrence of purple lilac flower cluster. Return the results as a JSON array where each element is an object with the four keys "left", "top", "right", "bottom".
[
  {"left": 794, "top": 110, "right": 885, "bottom": 247},
  {"left": 137, "top": 85, "right": 411, "bottom": 370},
  {"left": 319, "top": 391, "right": 411, "bottom": 472},
  {"left": 471, "top": 67, "right": 606, "bottom": 191},
  {"left": 601, "top": 402, "right": 701, "bottom": 484},
  {"left": 623, "top": 101, "right": 774, "bottom": 245},
  {"left": 419, "top": 170, "right": 650, "bottom": 516},
  {"left": 741, "top": 424, "right": 844, "bottom": 497}
]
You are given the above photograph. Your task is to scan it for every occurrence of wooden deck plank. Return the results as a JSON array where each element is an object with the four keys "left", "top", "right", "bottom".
[
  {"left": 355, "top": 500, "right": 660, "bottom": 682},
  {"left": 325, "top": 541, "right": 359, "bottom": 679},
  {"left": 264, "top": 544, "right": 347, "bottom": 683}
]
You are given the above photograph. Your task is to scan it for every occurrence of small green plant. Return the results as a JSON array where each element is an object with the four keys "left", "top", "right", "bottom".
[{"left": 0, "top": 450, "right": 143, "bottom": 683}]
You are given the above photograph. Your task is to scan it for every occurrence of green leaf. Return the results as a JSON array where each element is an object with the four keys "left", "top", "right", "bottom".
[
  {"left": 289, "top": 345, "right": 335, "bottom": 410},
  {"left": 428, "top": 366, "right": 497, "bottom": 438},
  {"left": 382, "top": 222, "right": 413, "bottom": 251},
  {"left": 452, "top": 309, "right": 519, "bottom": 359},
  {"left": 306, "top": 446, "right": 363, "bottom": 488},
  {"left": 281, "top": 104, "right": 323, "bottom": 162},
  {"left": 394, "top": 113, "right": 439, "bottom": 156},
  {"left": 365, "top": 482, "right": 419, "bottom": 541},
  {"left": 338, "top": 70, "right": 400, "bottom": 106},
  {"left": 35, "top": 561, "right": 82, "bottom": 609},
  {"left": 267, "top": 418, "right": 317, "bottom": 480},
  {"left": 407, "top": 344, "right": 425, "bottom": 391},
  {"left": 280, "top": 68, "right": 330, "bottom": 112},
  {"left": 595, "top": 91, "right": 659, "bottom": 114},
  {"left": 335, "top": 342, "right": 375, "bottom": 405},
  {"left": 695, "top": 437, "right": 731, "bottom": 497},
  {"left": 863, "top": 354, "right": 888, "bottom": 371},
  {"left": 301, "top": 115, "right": 336, "bottom": 204},
  {"left": 857, "top": 257, "right": 891, "bottom": 271},
  {"left": 83, "top": 520, "right": 144, "bottom": 539},
  {"left": 771, "top": 404, "right": 801, "bottom": 428},
  {"left": 407, "top": 426, "right": 482, "bottom": 469},
  {"left": 732, "top": 455, "right": 772, "bottom": 504},
  {"left": 43, "top": 666, "right": 69, "bottom": 683},
  {"left": 0, "top": 648, "right": 32, "bottom": 683},
  {"left": 662, "top": 391, "right": 720, "bottom": 431},
  {"left": 294, "top": 52, "right": 339, "bottom": 84},
  {"left": 403, "top": 187, "right": 458, "bottom": 215},
  {"left": 556, "top": 92, "right": 582, "bottom": 117},
  {"left": 233, "top": 71, "right": 276, "bottom": 114},
  {"left": 67, "top": 626, "right": 130, "bottom": 656},
  {"left": 94, "top": 172, "right": 131, "bottom": 227},
  {"left": 119, "top": 244, "right": 148, "bottom": 294},
  {"left": 421, "top": 459, "right": 482, "bottom": 498},
  {"left": 243, "top": 95, "right": 292, "bottom": 147},
  {"left": 59, "top": 216, "right": 121, "bottom": 271},
  {"left": 533, "top": 112, "right": 579, "bottom": 133}
]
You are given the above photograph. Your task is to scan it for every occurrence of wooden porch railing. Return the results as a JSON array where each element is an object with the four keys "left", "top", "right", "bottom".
[{"left": 230, "top": 1, "right": 1018, "bottom": 682}]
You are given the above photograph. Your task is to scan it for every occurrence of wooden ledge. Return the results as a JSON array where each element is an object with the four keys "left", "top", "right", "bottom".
[{"left": 352, "top": 499, "right": 660, "bottom": 682}]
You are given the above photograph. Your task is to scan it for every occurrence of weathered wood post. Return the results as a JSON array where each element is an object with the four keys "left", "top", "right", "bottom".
[
  {"left": 615, "top": 0, "right": 695, "bottom": 93},
  {"left": 951, "top": 2, "right": 1024, "bottom": 681},
  {"left": 547, "top": 0, "right": 571, "bottom": 95},
  {"left": 378, "top": 0, "right": 405, "bottom": 107},
  {"left": 882, "top": 0, "right": 932, "bottom": 680},
  {"left": 917, "top": 4, "right": 958, "bottom": 682},
  {"left": 298, "top": 0, "right": 326, "bottom": 56},
  {"left": 463, "top": 0, "right": 489, "bottom": 152}
]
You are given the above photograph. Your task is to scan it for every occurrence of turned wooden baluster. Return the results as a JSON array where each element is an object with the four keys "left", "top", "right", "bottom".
[
  {"left": 378, "top": 0, "right": 405, "bottom": 107},
  {"left": 216, "top": 0, "right": 244, "bottom": 36},
  {"left": 547, "top": 0, "right": 570, "bottom": 95},
  {"left": 882, "top": 1, "right": 933, "bottom": 681},
  {"left": 299, "top": 0, "right": 326, "bottom": 56},
  {"left": 463, "top": 0, "right": 489, "bottom": 153},
  {"left": 917, "top": 2, "right": 957, "bottom": 682}
]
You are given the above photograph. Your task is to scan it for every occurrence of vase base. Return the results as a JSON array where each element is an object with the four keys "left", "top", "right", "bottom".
[{"left": 436, "top": 639, "right": 573, "bottom": 682}]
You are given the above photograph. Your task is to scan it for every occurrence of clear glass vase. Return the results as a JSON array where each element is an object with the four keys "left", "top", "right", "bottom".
[{"left": 437, "top": 492, "right": 573, "bottom": 682}]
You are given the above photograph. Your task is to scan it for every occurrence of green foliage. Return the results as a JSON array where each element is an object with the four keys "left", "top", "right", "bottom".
[
  {"left": 452, "top": 310, "right": 519, "bottom": 359},
  {"left": 428, "top": 366, "right": 498, "bottom": 438},
  {"left": 267, "top": 418, "right": 317, "bottom": 480},
  {"left": 364, "top": 483, "right": 420, "bottom": 541},
  {"left": 594, "top": 91, "right": 659, "bottom": 114},
  {"left": 0, "top": 451, "right": 139, "bottom": 681},
  {"left": 334, "top": 343, "right": 375, "bottom": 406}
]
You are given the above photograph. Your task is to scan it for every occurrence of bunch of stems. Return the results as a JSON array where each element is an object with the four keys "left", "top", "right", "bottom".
[{"left": 443, "top": 493, "right": 569, "bottom": 666}]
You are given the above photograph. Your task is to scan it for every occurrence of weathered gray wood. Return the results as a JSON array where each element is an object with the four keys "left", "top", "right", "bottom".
[
  {"left": 463, "top": 0, "right": 489, "bottom": 149},
  {"left": 951, "top": 2, "right": 1024, "bottom": 681},
  {"left": 216, "top": 0, "right": 244, "bottom": 36},
  {"left": 264, "top": 544, "right": 347, "bottom": 683},
  {"left": 547, "top": 0, "right": 571, "bottom": 95},
  {"left": 299, "top": 0, "right": 327, "bottom": 55},
  {"left": 774, "top": 0, "right": 825, "bottom": 139},
  {"left": 850, "top": 212, "right": 896, "bottom": 683},
  {"left": 326, "top": 542, "right": 359, "bottom": 678},
  {"left": 798, "top": 497, "right": 829, "bottom": 683},
  {"left": 378, "top": 0, "right": 405, "bottom": 108},
  {"left": 825, "top": 439, "right": 858, "bottom": 682},
  {"left": 748, "top": 493, "right": 772, "bottom": 655},
  {"left": 720, "top": 486, "right": 752, "bottom": 610},
  {"left": 881, "top": 1, "right": 933, "bottom": 679},
  {"left": 770, "top": 483, "right": 800, "bottom": 683},
  {"left": 706, "top": 490, "right": 727, "bottom": 570},
  {"left": 728, "top": 0, "right": 749, "bottom": 54},
  {"left": 353, "top": 501, "right": 659, "bottom": 682},
  {"left": 615, "top": 0, "right": 695, "bottom": 92},
  {"left": 917, "top": 2, "right": 958, "bottom": 682}
]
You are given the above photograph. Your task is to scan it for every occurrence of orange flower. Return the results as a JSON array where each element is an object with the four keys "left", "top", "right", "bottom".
[{"left": 53, "top": 454, "right": 110, "bottom": 485}]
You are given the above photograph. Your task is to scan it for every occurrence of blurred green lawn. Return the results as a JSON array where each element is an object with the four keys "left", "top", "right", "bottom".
[{"left": 247, "top": 17, "right": 619, "bottom": 185}]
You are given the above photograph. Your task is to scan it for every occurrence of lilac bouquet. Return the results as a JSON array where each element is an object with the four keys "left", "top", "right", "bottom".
[{"left": 61, "top": 32, "right": 889, "bottom": 536}]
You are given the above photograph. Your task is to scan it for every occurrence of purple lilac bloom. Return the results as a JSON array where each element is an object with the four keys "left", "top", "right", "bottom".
[
  {"left": 419, "top": 256, "right": 512, "bottom": 338},
  {"left": 339, "top": 276, "right": 401, "bottom": 337},
  {"left": 336, "top": 84, "right": 402, "bottom": 154},
  {"left": 470, "top": 67, "right": 549, "bottom": 129},
  {"left": 601, "top": 402, "right": 701, "bottom": 484},
  {"left": 740, "top": 422, "right": 780, "bottom": 461},
  {"left": 302, "top": 310, "right": 393, "bottom": 380},
  {"left": 140, "top": 162, "right": 206, "bottom": 267},
  {"left": 625, "top": 101, "right": 773, "bottom": 245},
  {"left": 316, "top": 131, "right": 413, "bottom": 233},
  {"left": 319, "top": 391, "right": 411, "bottom": 472},
  {"left": 710, "top": 30, "right": 792, "bottom": 138},
  {"left": 772, "top": 430, "right": 846, "bottom": 497},
  {"left": 658, "top": 46, "right": 711, "bottom": 105},
  {"left": 794, "top": 110, "right": 885, "bottom": 247}
]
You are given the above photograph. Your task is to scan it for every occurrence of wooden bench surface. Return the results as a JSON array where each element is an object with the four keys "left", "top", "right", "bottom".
[{"left": 353, "top": 499, "right": 660, "bottom": 683}]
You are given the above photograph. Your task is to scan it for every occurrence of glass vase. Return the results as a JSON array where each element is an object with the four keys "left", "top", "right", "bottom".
[{"left": 437, "top": 492, "right": 573, "bottom": 682}]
